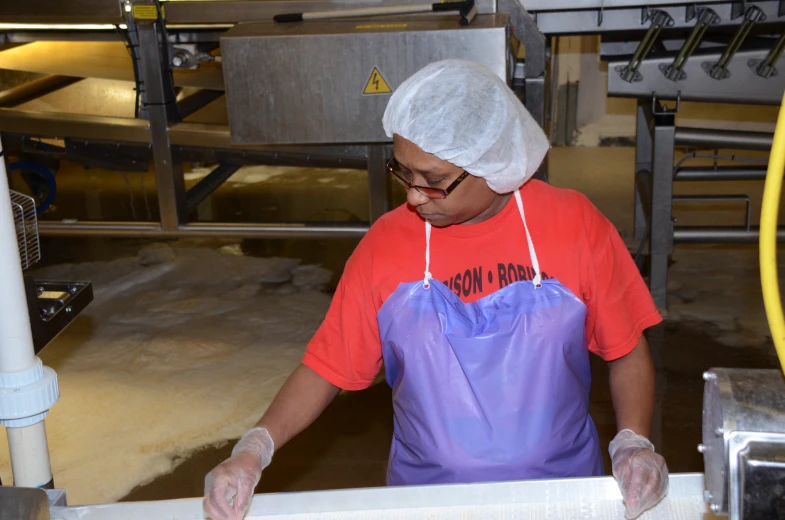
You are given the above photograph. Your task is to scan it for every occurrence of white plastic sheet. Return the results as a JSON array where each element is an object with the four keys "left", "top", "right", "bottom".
[{"left": 50, "top": 473, "right": 717, "bottom": 520}]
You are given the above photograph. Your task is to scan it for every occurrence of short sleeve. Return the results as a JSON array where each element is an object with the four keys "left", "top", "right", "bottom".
[
  {"left": 583, "top": 202, "right": 662, "bottom": 361},
  {"left": 302, "top": 231, "right": 383, "bottom": 391}
]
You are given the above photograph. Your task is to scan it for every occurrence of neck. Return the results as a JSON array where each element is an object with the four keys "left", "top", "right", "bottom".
[{"left": 463, "top": 193, "right": 511, "bottom": 225}]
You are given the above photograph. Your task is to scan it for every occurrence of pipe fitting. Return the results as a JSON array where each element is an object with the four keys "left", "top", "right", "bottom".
[{"left": 0, "top": 357, "right": 59, "bottom": 428}]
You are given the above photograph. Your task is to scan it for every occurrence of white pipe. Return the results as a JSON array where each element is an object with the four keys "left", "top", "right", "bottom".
[
  {"left": 7, "top": 423, "right": 53, "bottom": 487},
  {"left": 0, "top": 139, "right": 36, "bottom": 372},
  {"left": 0, "top": 138, "right": 55, "bottom": 488}
]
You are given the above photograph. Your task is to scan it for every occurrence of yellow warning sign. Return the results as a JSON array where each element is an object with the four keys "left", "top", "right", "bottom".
[
  {"left": 133, "top": 4, "right": 164, "bottom": 20},
  {"left": 363, "top": 67, "right": 392, "bottom": 95}
]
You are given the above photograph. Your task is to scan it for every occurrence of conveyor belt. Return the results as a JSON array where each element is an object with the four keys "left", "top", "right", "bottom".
[
  {"left": 50, "top": 474, "right": 716, "bottom": 520},
  {"left": 0, "top": 42, "right": 224, "bottom": 90}
]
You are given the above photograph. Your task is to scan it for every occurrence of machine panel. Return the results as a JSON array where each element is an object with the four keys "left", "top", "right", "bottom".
[
  {"left": 220, "top": 15, "right": 510, "bottom": 145},
  {"left": 164, "top": 0, "right": 497, "bottom": 24},
  {"left": 0, "top": 0, "right": 123, "bottom": 25}
]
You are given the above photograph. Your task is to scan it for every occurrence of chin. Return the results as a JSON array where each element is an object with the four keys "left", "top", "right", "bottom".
[{"left": 423, "top": 216, "right": 453, "bottom": 228}]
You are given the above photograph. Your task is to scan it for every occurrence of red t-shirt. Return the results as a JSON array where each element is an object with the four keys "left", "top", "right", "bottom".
[{"left": 303, "top": 180, "right": 662, "bottom": 391}]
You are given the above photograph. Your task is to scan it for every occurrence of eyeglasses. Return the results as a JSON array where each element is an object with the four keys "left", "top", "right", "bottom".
[{"left": 386, "top": 158, "right": 469, "bottom": 199}]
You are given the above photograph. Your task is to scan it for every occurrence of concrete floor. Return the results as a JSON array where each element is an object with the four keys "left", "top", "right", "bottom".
[{"left": 9, "top": 144, "right": 780, "bottom": 503}]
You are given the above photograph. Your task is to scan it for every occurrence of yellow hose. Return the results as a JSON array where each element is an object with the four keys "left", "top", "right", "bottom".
[{"left": 760, "top": 91, "right": 785, "bottom": 376}]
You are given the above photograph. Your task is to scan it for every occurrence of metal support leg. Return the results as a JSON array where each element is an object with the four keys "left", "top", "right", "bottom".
[
  {"left": 649, "top": 106, "right": 676, "bottom": 311},
  {"left": 518, "top": 8, "right": 548, "bottom": 182},
  {"left": 367, "top": 145, "right": 392, "bottom": 223},
  {"left": 639, "top": 102, "right": 666, "bottom": 451},
  {"left": 525, "top": 78, "right": 547, "bottom": 181},
  {"left": 634, "top": 103, "right": 653, "bottom": 243},
  {"left": 136, "top": 13, "right": 186, "bottom": 231},
  {"left": 498, "top": 0, "right": 549, "bottom": 181}
]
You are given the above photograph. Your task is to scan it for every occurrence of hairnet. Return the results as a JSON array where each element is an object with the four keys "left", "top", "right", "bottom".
[{"left": 382, "top": 59, "right": 550, "bottom": 194}]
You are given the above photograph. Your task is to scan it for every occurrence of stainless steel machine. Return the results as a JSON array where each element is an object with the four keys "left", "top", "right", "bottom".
[
  {"left": 220, "top": 16, "right": 510, "bottom": 145},
  {"left": 0, "top": 0, "right": 544, "bottom": 235},
  {"left": 701, "top": 368, "right": 785, "bottom": 519}
]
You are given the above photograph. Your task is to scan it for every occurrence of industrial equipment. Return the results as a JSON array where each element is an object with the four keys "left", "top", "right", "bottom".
[
  {"left": 220, "top": 16, "right": 510, "bottom": 145},
  {"left": 0, "top": 0, "right": 542, "bottom": 234},
  {"left": 0, "top": 0, "right": 781, "bottom": 307},
  {"left": 0, "top": 140, "right": 93, "bottom": 491},
  {"left": 5, "top": 172, "right": 93, "bottom": 355},
  {"left": 701, "top": 369, "right": 785, "bottom": 518},
  {"left": 1, "top": 1, "right": 785, "bottom": 519}
]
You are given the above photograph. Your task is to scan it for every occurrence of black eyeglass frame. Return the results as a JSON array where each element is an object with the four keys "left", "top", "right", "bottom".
[{"left": 386, "top": 158, "right": 470, "bottom": 199}]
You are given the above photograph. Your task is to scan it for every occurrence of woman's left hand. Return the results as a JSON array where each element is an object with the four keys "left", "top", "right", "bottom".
[{"left": 609, "top": 429, "right": 669, "bottom": 519}]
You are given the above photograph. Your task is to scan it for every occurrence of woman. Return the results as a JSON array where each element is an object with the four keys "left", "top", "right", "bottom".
[{"left": 203, "top": 59, "right": 669, "bottom": 520}]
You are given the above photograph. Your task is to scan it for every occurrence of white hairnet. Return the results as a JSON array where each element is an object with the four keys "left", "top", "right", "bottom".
[{"left": 382, "top": 59, "right": 550, "bottom": 194}]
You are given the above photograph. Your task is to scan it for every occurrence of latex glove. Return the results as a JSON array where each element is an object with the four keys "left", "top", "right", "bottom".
[
  {"left": 609, "top": 429, "right": 669, "bottom": 519},
  {"left": 204, "top": 427, "right": 274, "bottom": 520}
]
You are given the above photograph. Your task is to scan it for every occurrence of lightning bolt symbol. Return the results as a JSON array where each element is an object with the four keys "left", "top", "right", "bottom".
[{"left": 373, "top": 72, "right": 380, "bottom": 91}]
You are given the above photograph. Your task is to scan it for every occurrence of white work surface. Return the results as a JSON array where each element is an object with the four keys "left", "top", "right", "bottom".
[{"left": 50, "top": 473, "right": 717, "bottom": 520}]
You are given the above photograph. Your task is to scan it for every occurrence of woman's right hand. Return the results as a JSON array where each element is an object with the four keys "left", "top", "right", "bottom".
[{"left": 204, "top": 427, "right": 275, "bottom": 520}]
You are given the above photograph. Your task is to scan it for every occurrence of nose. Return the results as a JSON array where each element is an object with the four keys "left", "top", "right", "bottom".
[{"left": 406, "top": 187, "right": 429, "bottom": 207}]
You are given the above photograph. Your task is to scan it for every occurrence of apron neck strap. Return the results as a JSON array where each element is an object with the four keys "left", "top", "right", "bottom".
[
  {"left": 422, "top": 190, "right": 542, "bottom": 289},
  {"left": 424, "top": 221, "right": 433, "bottom": 288},
  {"left": 514, "top": 190, "right": 542, "bottom": 287}
]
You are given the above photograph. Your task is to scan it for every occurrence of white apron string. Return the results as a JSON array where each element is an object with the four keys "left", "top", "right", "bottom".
[
  {"left": 424, "top": 221, "right": 433, "bottom": 288},
  {"left": 423, "top": 189, "right": 542, "bottom": 289},
  {"left": 513, "top": 190, "right": 542, "bottom": 287}
]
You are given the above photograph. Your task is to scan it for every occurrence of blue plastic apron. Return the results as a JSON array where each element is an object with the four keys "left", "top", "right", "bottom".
[{"left": 378, "top": 190, "right": 604, "bottom": 486}]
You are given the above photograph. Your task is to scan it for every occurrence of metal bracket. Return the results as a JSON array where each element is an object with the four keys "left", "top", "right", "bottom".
[
  {"left": 618, "top": 9, "right": 675, "bottom": 83},
  {"left": 64, "top": 140, "right": 150, "bottom": 172},
  {"left": 706, "top": 5, "right": 766, "bottom": 80},
  {"left": 459, "top": 0, "right": 478, "bottom": 26},
  {"left": 23, "top": 278, "right": 93, "bottom": 354},
  {"left": 686, "top": 4, "right": 697, "bottom": 22},
  {"left": 749, "top": 58, "right": 780, "bottom": 78},
  {"left": 732, "top": 0, "right": 748, "bottom": 19},
  {"left": 597, "top": 0, "right": 604, "bottom": 27},
  {"left": 652, "top": 91, "right": 680, "bottom": 115},
  {"left": 169, "top": 43, "right": 217, "bottom": 70},
  {"left": 662, "top": 8, "right": 720, "bottom": 81},
  {"left": 750, "top": 33, "right": 785, "bottom": 78}
]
